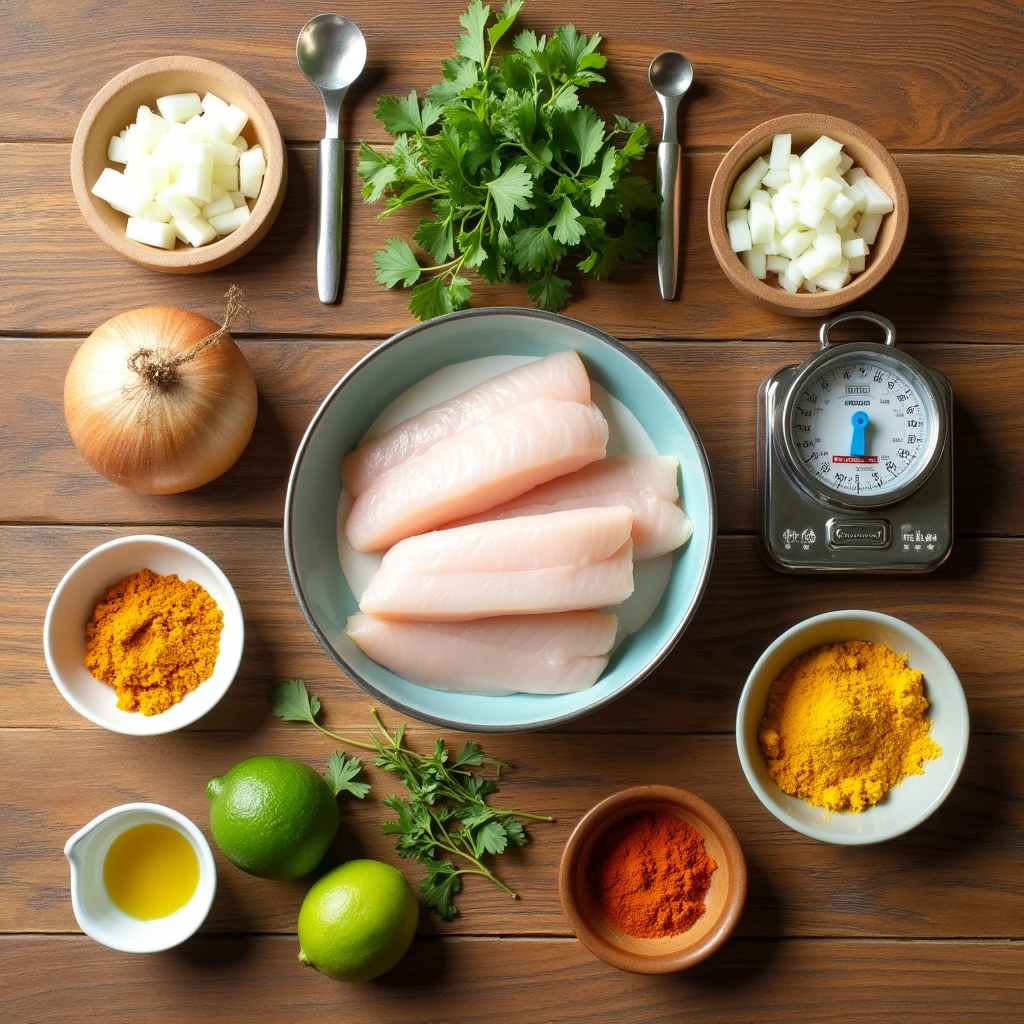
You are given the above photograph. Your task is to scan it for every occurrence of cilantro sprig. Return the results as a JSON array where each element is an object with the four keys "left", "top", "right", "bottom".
[
  {"left": 271, "top": 680, "right": 553, "bottom": 920},
  {"left": 358, "top": 0, "right": 658, "bottom": 320}
]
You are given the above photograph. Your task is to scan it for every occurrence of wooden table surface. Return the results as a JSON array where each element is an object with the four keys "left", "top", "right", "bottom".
[{"left": 3, "top": 1, "right": 1022, "bottom": 1021}]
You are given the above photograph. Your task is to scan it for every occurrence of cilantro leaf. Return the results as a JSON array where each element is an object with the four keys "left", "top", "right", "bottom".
[
  {"left": 474, "top": 819, "right": 508, "bottom": 856},
  {"left": 375, "top": 91, "right": 443, "bottom": 135},
  {"left": 408, "top": 274, "right": 454, "bottom": 320},
  {"left": 488, "top": 0, "right": 524, "bottom": 48},
  {"left": 374, "top": 238, "right": 423, "bottom": 288},
  {"left": 487, "top": 163, "right": 534, "bottom": 223},
  {"left": 592, "top": 219, "right": 656, "bottom": 279},
  {"left": 324, "top": 751, "right": 370, "bottom": 799},
  {"left": 587, "top": 147, "right": 616, "bottom": 208},
  {"left": 559, "top": 106, "right": 606, "bottom": 170},
  {"left": 420, "top": 860, "right": 462, "bottom": 920},
  {"left": 270, "top": 679, "right": 320, "bottom": 725},
  {"left": 527, "top": 270, "right": 571, "bottom": 311},
  {"left": 511, "top": 225, "right": 564, "bottom": 272},
  {"left": 415, "top": 217, "right": 455, "bottom": 263},
  {"left": 615, "top": 175, "right": 661, "bottom": 214},
  {"left": 455, "top": 0, "right": 489, "bottom": 65},
  {"left": 549, "top": 197, "right": 585, "bottom": 245}
]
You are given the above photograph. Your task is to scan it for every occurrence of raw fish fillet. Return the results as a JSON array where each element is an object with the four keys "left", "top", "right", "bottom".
[
  {"left": 451, "top": 455, "right": 692, "bottom": 560},
  {"left": 359, "top": 506, "right": 635, "bottom": 620},
  {"left": 342, "top": 351, "right": 591, "bottom": 496},
  {"left": 346, "top": 612, "right": 619, "bottom": 694},
  {"left": 345, "top": 398, "right": 609, "bottom": 552}
]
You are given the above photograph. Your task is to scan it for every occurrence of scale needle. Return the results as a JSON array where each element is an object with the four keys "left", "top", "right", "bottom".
[{"left": 850, "top": 411, "right": 869, "bottom": 458}]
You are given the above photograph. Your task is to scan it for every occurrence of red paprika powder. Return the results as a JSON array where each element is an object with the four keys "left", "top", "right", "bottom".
[{"left": 587, "top": 810, "right": 717, "bottom": 938}]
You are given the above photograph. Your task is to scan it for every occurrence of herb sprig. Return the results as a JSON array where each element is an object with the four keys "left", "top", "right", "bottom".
[
  {"left": 358, "top": 0, "right": 658, "bottom": 320},
  {"left": 271, "top": 679, "right": 553, "bottom": 919}
]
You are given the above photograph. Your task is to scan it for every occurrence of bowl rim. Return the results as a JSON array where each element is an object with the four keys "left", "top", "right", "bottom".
[
  {"left": 43, "top": 533, "right": 244, "bottom": 735},
  {"left": 706, "top": 112, "right": 909, "bottom": 314},
  {"left": 735, "top": 609, "right": 970, "bottom": 845},
  {"left": 70, "top": 55, "right": 286, "bottom": 271},
  {"left": 558, "top": 784, "right": 747, "bottom": 973},
  {"left": 64, "top": 801, "right": 217, "bottom": 953},
  {"left": 283, "top": 306, "right": 717, "bottom": 733}
]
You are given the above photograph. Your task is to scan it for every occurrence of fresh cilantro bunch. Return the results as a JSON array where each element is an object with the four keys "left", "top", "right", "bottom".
[
  {"left": 271, "top": 680, "right": 553, "bottom": 920},
  {"left": 358, "top": 0, "right": 658, "bottom": 320}
]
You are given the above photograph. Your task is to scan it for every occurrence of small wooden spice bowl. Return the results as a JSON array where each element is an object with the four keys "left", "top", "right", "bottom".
[
  {"left": 707, "top": 113, "right": 909, "bottom": 317},
  {"left": 558, "top": 785, "right": 746, "bottom": 973},
  {"left": 71, "top": 56, "right": 287, "bottom": 273}
]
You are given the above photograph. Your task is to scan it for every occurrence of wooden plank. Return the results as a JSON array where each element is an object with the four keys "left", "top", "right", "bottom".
[
  {"left": 4, "top": 936, "right": 1024, "bottom": 1024},
  {"left": 3, "top": 528, "right": 1021, "bottom": 735},
  {"left": 4, "top": 0, "right": 1024, "bottom": 151},
  {"left": 1, "top": 729, "right": 1021, "bottom": 938},
  {"left": 2, "top": 339, "right": 1021, "bottom": 536},
  {"left": 2, "top": 146, "right": 1022, "bottom": 341}
]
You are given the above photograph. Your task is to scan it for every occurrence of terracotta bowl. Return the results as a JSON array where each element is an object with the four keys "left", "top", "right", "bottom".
[
  {"left": 558, "top": 785, "right": 746, "bottom": 973},
  {"left": 71, "top": 56, "right": 287, "bottom": 273},
  {"left": 707, "top": 113, "right": 908, "bottom": 317}
]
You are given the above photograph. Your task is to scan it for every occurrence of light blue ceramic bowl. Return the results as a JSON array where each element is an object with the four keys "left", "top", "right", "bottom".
[{"left": 285, "top": 308, "right": 716, "bottom": 732}]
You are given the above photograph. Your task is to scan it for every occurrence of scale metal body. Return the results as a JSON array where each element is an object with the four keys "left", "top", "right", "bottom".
[{"left": 758, "top": 311, "right": 953, "bottom": 572}]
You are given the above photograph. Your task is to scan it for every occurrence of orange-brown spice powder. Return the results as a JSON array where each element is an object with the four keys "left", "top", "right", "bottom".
[{"left": 588, "top": 811, "right": 717, "bottom": 938}]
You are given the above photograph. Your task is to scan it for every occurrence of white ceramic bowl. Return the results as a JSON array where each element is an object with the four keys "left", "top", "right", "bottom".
[
  {"left": 736, "top": 610, "right": 968, "bottom": 844},
  {"left": 44, "top": 535, "right": 244, "bottom": 734},
  {"left": 65, "top": 803, "right": 217, "bottom": 953}
]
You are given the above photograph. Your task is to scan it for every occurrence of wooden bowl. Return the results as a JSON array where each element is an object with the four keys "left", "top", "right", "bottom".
[
  {"left": 558, "top": 785, "right": 746, "bottom": 973},
  {"left": 707, "top": 113, "right": 909, "bottom": 317},
  {"left": 71, "top": 56, "right": 287, "bottom": 273}
]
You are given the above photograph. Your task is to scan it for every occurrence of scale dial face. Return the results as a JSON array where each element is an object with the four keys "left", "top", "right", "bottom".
[{"left": 781, "top": 347, "right": 944, "bottom": 507}]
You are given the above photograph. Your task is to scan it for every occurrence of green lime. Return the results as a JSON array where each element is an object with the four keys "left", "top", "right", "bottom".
[
  {"left": 297, "top": 859, "right": 419, "bottom": 982},
  {"left": 206, "top": 756, "right": 339, "bottom": 880}
]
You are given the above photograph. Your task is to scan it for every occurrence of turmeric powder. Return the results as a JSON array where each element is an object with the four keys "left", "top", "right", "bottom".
[
  {"left": 758, "top": 640, "right": 942, "bottom": 813},
  {"left": 84, "top": 568, "right": 223, "bottom": 716}
]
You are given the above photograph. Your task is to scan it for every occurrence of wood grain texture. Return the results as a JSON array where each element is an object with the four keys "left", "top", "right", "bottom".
[
  {"left": 2, "top": 146, "right": 1022, "bottom": 341},
  {"left": 4, "top": 0, "right": 1024, "bottom": 151},
  {"left": 2, "top": 339, "right": 1021, "bottom": 535},
  {"left": 3, "top": 528, "right": 1021, "bottom": 736},
  {"left": 4, "top": 936, "right": 1024, "bottom": 1024},
  {"left": 1, "top": 729, "right": 1020, "bottom": 938}
]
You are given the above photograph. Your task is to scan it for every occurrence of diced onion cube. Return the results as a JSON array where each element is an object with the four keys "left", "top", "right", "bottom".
[
  {"left": 770, "top": 194, "right": 798, "bottom": 234},
  {"left": 201, "top": 112, "right": 236, "bottom": 144},
  {"left": 766, "top": 254, "right": 790, "bottom": 274},
  {"left": 212, "top": 165, "right": 240, "bottom": 192},
  {"left": 239, "top": 145, "right": 266, "bottom": 199},
  {"left": 176, "top": 162, "right": 215, "bottom": 203},
  {"left": 828, "top": 192, "right": 855, "bottom": 220},
  {"left": 124, "top": 154, "right": 169, "bottom": 196},
  {"left": 179, "top": 142, "right": 216, "bottom": 171},
  {"left": 742, "top": 245, "right": 768, "bottom": 279},
  {"left": 91, "top": 168, "right": 152, "bottom": 218},
  {"left": 769, "top": 133, "right": 791, "bottom": 170},
  {"left": 780, "top": 227, "right": 815, "bottom": 259},
  {"left": 848, "top": 254, "right": 866, "bottom": 273},
  {"left": 812, "top": 267, "right": 850, "bottom": 291},
  {"left": 797, "top": 246, "right": 829, "bottom": 280},
  {"left": 797, "top": 203, "right": 825, "bottom": 229},
  {"left": 156, "top": 92, "right": 203, "bottom": 123},
  {"left": 141, "top": 201, "right": 172, "bottom": 223},
  {"left": 837, "top": 152, "right": 854, "bottom": 175},
  {"left": 726, "top": 210, "right": 753, "bottom": 252},
  {"left": 748, "top": 202, "right": 775, "bottom": 246},
  {"left": 763, "top": 231, "right": 782, "bottom": 256},
  {"left": 749, "top": 189, "right": 771, "bottom": 205},
  {"left": 107, "top": 135, "right": 129, "bottom": 164},
  {"left": 856, "top": 212, "right": 883, "bottom": 245},
  {"left": 816, "top": 211, "right": 837, "bottom": 236},
  {"left": 846, "top": 166, "right": 868, "bottom": 184},
  {"left": 208, "top": 204, "right": 251, "bottom": 235},
  {"left": 761, "top": 167, "right": 790, "bottom": 190},
  {"left": 800, "top": 135, "right": 843, "bottom": 177},
  {"left": 801, "top": 176, "right": 843, "bottom": 211},
  {"left": 202, "top": 194, "right": 236, "bottom": 219},
  {"left": 728, "top": 156, "right": 769, "bottom": 210},
  {"left": 842, "top": 237, "right": 869, "bottom": 259},
  {"left": 788, "top": 155, "right": 807, "bottom": 189},
  {"left": 228, "top": 191, "right": 247, "bottom": 209},
  {"left": 780, "top": 259, "right": 805, "bottom": 293},
  {"left": 856, "top": 176, "right": 894, "bottom": 215},
  {"left": 201, "top": 92, "right": 229, "bottom": 116},
  {"left": 125, "top": 217, "right": 176, "bottom": 249},
  {"left": 219, "top": 104, "right": 249, "bottom": 141},
  {"left": 812, "top": 232, "right": 843, "bottom": 269},
  {"left": 156, "top": 185, "right": 200, "bottom": 223},
  {"left": 175, "top": 214, "right": 217, "bottom": 247}
]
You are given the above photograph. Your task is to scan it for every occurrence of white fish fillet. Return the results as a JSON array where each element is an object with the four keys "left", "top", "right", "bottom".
[
  {"left": 346, "top": 612, "right": 619, "bottom": 694},
  {"left": 450, "top": 455, "right": 692, "bottom": 560},
  {"left": 341, "top": 351, "right": 591, "bottom": 496},
  {"left": 345, "top": 398, "right": 609, "bottom": 552},
  {"left": 359, "top": 506, "right": 635, "bottom": 620}
]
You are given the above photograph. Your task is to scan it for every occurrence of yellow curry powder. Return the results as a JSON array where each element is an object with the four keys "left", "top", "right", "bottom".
[
  {"left": 758, "top": 640, "right": 942, "bottom": 813},
  {"left": 84, "top": 568, "right": 223, "bottom": 716}
]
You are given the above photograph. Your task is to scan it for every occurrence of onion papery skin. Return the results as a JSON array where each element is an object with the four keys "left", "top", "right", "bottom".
[{"left": 64, "top": 306, "right": 258, "bottom": 494}]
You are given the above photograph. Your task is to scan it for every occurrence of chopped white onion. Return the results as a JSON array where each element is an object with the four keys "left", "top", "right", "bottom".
[
  {"left": 89, "top": 90, "right": 263, "bottom": 249},
  {"left": 725, "top": 133, "right": 893, "bottom": 293}
]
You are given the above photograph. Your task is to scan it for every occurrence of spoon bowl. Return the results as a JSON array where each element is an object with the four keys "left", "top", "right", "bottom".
[
  {"left": 648, "top": 51, "right": 694, "bottom": 100},
  {"left": 297, "top": 14, "right": 367, "bottom": 105}
]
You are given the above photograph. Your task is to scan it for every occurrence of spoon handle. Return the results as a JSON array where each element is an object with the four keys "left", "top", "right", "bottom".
[
  {"left": 316, "top": 138, "right": 344, "bottom": 304},
  {"left": 656, "top": 142, "right": 681, "bottom": 300}
]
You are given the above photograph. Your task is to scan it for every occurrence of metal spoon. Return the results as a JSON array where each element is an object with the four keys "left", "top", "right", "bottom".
[
  {"left": 648, "top": 51, "right": 694, "bottom": 301},
  {"left": 296, "top": 14, "right": 367, "bottom": 304}
]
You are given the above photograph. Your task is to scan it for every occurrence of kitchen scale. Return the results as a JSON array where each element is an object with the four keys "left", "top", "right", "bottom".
[{"left": 758, "top": 310, "right": 953, "bottom": 572}]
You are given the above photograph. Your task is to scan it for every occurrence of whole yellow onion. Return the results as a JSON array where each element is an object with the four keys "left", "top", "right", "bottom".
[{"left": 64, "top": 290, "right": 257, "bottom": 494}]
